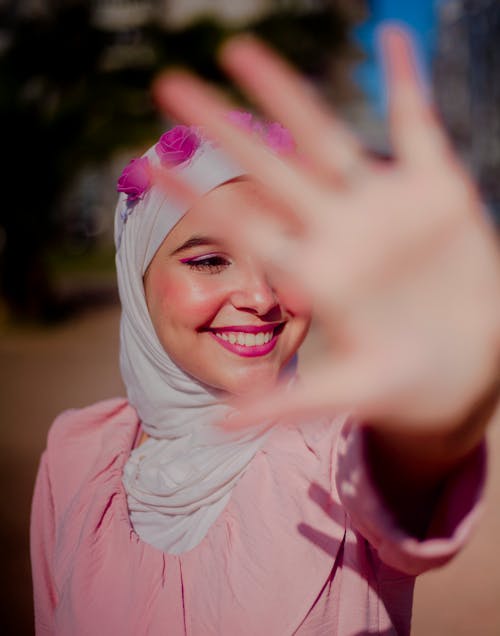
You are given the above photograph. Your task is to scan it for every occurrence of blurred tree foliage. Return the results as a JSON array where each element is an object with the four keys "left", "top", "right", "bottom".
[{"left": 0, "top": 0, "right": 363, "bottom": 322}]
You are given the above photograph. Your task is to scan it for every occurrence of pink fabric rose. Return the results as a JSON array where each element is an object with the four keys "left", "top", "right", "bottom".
[
  {"left": 226, "top": 111, "right": 295, "bottom": 155},
  {"left": 155, "top": 125, "right": 200, "bottom": 166},
  {"left": 265, "top": 122, "right": 296, "bottom": 155},
  {"left": 117, "top": 157, "right": 151, "bottom": 201},
  {"left": 226, "top": 110, "right": 255, "bottom": 131}
]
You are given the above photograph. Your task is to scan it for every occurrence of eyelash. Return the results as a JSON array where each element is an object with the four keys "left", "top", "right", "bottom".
[{"left": 181, "top": 255, "right": 231, "bottom": 273}]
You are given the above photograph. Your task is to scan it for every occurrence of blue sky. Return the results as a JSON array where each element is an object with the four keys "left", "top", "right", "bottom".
[{"left": 353, "top": 0, "right": 446, "bottom": 114}]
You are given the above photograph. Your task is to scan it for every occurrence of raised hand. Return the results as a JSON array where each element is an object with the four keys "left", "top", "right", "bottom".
[{"left": 154, "top": 26, "right": 500, "bottom": 439}]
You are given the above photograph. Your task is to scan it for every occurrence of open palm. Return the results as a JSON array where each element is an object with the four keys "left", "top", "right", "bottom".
[{"left": 155, "top": 27, "right": 500, "bottom": 433}]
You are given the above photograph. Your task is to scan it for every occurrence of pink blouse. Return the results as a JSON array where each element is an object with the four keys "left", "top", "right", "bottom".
[{"left": 31, "top": 398, "right": 485, "bottom": 635}]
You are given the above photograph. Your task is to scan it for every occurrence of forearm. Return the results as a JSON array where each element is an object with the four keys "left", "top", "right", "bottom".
[{"left": 365, "top": 377, "right": 500, "bottom": 538}]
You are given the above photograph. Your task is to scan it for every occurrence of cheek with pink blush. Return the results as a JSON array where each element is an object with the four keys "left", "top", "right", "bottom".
[{"left": 147, "top": 267, "right": 229, "bottom": 334}]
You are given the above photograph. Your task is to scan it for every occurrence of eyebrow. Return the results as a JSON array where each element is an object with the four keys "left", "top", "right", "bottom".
[{"left": 170, "top": 235, "right": 222, "bottom": 256}]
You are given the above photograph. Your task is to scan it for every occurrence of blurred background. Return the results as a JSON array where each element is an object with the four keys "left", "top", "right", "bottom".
[{"left": 0, "top": 1, "right": 499, "bottom": 634}]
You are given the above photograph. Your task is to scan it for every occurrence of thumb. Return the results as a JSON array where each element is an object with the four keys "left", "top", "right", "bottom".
[{"left": 219, "top": 357, "right": 367, "bottom": 432}]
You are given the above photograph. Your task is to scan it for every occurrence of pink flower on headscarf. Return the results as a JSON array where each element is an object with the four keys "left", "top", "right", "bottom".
[
  {"left": 265, "top": 122, "right": 296, "bottom": 155},
  {"left": 226, "top": 111, "right": 295, "bottom": 155},
  {"left": 117, "top": 157, "right": 151, "bottom": 201},
  {"left": 155, "top": 125, "right": 200, "bottom": 166},
  {"left": 226, "top": 110, "right": 255, "bottom": 131}
]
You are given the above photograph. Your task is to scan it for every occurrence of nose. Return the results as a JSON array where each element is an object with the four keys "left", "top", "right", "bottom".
[{"left": 229, "top": 264, "right": 280, "bottom": 318}]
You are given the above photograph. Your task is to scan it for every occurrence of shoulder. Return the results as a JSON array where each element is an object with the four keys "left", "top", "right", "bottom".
[
  {"left": 44, "top": 398, "right": 139, "bottom": 512},
  {"left": 46, "top": 397, "right": 137, "bottom": 461},
  {"left": 47, "top": 397, "right": 135, "bottom": 447}
]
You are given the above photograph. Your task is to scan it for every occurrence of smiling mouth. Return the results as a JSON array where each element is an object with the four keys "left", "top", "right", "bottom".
[{"left": 205, "top": 323, "right": 285, "bottom": 356}]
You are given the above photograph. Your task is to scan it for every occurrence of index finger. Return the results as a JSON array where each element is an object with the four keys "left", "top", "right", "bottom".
[
  {"left": 154, "top": 71, "right": 329, "bottom": 224},
  {"left": 381, "top": 25, "right": 452, "bottom": 167},
  {"left": 220, "top": 35, "right": 366, "bottom": 183}
]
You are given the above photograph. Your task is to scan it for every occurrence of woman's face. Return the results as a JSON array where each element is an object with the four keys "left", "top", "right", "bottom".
[{"left": 144, "top": 179, "right": 310, "bottom": 396}]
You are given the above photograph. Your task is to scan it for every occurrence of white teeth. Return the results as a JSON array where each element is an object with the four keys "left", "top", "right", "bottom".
[
  {"left": 243, "top": 333, "right": 253, "bottom": 346},
  {"left": 214, "top": 330, "right": 275, "bottom": 346}
]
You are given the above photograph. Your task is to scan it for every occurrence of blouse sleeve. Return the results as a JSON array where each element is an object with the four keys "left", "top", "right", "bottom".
[
  {"left": 334, "top": 419, "right": 487, "bottom": 576},
  {"left": 31, "top": 452, "right": 58, "bottom": 634}
]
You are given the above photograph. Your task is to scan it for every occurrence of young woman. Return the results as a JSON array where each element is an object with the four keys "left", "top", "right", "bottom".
[{"left": 31, "top": 27, "right": 499, "bottom": 635}]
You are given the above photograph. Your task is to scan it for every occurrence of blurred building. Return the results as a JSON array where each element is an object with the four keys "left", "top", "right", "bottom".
[
  {"left": 92, "top": 0, "right": 363, "bottom": 29},
  {"left": 158, "top": 0, "right": 270, "bottom": 28},
  {"left": 90, "top": 1, "right": 354, "bottom": 70},
  {"left": 92, "top": 0, "right": 289, "bottom": 31},
  {"left": 433, "top": 0, "right": 500, "bottom": 220},
  {"left": 93, "top": 0, "right": 155, "bottom": 30}
]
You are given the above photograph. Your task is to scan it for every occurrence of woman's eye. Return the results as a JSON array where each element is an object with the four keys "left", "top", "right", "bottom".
[{"left": 183, "top": 255, "right": 230, "bottom": 273}]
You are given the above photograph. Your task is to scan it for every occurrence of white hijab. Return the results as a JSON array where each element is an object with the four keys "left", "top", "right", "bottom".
[{"left": 116, "top": 134, "right": 285, "bottom": 554}]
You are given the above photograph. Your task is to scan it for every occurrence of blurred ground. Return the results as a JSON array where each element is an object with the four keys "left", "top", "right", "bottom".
[{"left": 1, "top": 299, "right": 499, "bottom": 635}]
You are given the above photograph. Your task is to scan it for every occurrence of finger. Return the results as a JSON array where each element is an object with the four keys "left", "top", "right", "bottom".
[
  {"left": 201, "top": 185, "right": 339, "bottom": 307},
  {"left": 218, "top": 353, "right": 390, "bottom": 432},
  {"left": 197, "top": 202, "right": 313, "bottom": 314},
  {"left": 220, "top": 361, "right": 353, "bottom": 432},
  {"left": 221, "top": 211, "right": 304, "bottom": 274},
  {"left": 220, "top": 339, "right": 451, "bottom": 433},
  {"left": 151, "top": 164, "right": 201, "bottom": 208},
  {"left": 231, "top": 215, "right": 313, "bottom": 313},
  {"left": 154, "top": 71, "right": 326, "bottom": 225},
  {"left": 152, "top": 137, "right": 303, "bottom": 237},
  {"left": 380, "top": 24, "right": 451, "bottom": 167},
  {"left": 219, "top": 35, "right": 368, "bottom": 183}
]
